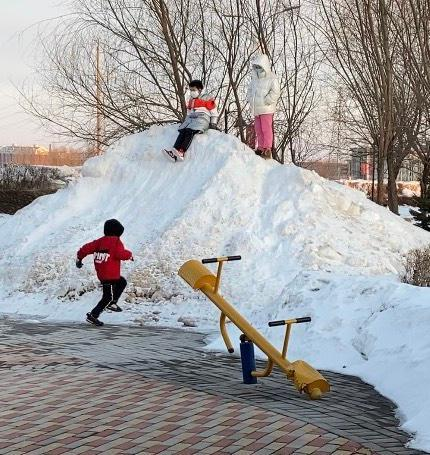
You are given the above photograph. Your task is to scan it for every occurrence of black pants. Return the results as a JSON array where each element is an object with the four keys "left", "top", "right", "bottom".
[
  {"left": 174, "top": 128, "right": 199, "bottom": 153},
  {"left": 91, "top": 276, "right": 127, "bottom": 318}
]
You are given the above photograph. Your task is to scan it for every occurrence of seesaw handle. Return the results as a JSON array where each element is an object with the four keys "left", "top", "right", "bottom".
[
  {"left": 268, "top": 317, "right": 311, "bottom": 327},
  {"left": 202, "top": 256, "right": 241, "bottom": 264}
]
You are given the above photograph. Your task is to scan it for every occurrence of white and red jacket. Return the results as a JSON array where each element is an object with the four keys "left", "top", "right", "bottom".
[{"left": 179, "top": 95, "right": 218, "bottom": 132}]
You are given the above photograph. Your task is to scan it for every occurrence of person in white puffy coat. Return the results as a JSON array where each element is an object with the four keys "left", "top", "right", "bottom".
[{"left": 246, "top": 54, "right": 281, "bottom": 159}]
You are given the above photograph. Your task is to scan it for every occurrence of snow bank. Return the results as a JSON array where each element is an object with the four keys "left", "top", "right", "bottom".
[
  {"left": 399, "top": 205, "right": 418, "bottom": 222},
  {"left": 0, "top": 213, "right": 11, "bottom": 225},
  {"left": 1, "top": 125, "right": 430, "bottom": 450}
]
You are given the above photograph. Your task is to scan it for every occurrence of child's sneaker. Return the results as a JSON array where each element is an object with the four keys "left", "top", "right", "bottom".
[
  {"left": 86, "top": 312, "right": 104, "bottom": 326},
  {"left": 163, "top": 149, "right": 177, "bottom": 162},
  {"left": 106, "top": 301, "right": 123, "bottom": 312},
  {"left": 172, "top": 148, "right": 185, "bottom": 161}
]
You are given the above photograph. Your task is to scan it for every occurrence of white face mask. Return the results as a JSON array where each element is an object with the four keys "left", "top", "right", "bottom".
[
  {"left": 254, "top": 66, "right": 266, "bottom": 78},
  {"left": 190, "top": 89, "right": 200, "bottom": 98}
]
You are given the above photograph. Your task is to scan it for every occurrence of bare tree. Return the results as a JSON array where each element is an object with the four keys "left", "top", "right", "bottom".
[
  {"left": 394, "top": 0, "right": 430, "bottom": 111},
  {"left": 23, "top": 0, "right": 321, "bottom": 166},
  {"left": 393, "top": 0, "right": 430, "bottom": 199},
  {"left": 275, "top": 9, "right": 320, "bottom": 164},
  {"left": 316, "top": 0, "right": 428, "bottom": 213},
  {"left": 207, "top": 0, "right": 255, "bottom": 141},
  {"left": 291, "top": 119, "right": 326, "bottom": 167},
  {"left": 23, "top": 0, "right": 217, "bottom": 147}
]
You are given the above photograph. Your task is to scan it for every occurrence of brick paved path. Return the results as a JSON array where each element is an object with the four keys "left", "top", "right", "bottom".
[{"left": 0, "top": 317, "right": 426, "bottom": 455}]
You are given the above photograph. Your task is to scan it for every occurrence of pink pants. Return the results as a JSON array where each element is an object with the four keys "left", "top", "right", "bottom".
[{"left": 254, "top": 114, "right": 274, "bottom": 149}]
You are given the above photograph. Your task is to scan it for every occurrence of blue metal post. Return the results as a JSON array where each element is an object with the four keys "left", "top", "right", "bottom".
[{"left": 240, "top": 335, "right": 257, "bottom": 384}]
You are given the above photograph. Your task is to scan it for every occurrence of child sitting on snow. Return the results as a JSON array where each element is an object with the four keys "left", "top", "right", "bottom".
[
  {"left": 76, "top": 219, "right": 133, "bottom": 326},
  {"left": 164, "top": 80, "right": 219, "bottom": 161}
]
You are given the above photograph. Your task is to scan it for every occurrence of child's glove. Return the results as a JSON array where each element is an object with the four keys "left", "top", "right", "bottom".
[{"left": 76, "top": 259, "right": 83, "bottom": 269}]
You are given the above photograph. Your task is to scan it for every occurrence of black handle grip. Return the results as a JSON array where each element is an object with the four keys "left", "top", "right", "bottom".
[
  {"left": 268, "top": 320, "right": 285, "bottom": 327},
  {"left": 202, "top": 255, "right": 241, "bottom": 264},
  {"left": 268, "top": 317, "right": 311, "bottom": 327}
]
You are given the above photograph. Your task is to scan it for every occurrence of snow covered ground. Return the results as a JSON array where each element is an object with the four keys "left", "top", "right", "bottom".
[
  {"left": 399, "top": 205, "right": 418, "bottom": 222},
  {"left": 1, "top": 125, "right": 430, "bottom": 450},
  {"left": 0, "top": 213, "right": 10, "bottom": 225}
]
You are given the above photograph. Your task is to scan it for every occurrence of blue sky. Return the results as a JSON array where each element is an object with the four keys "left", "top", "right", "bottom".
[{"left": 0, "top": 0, "right": 67, "bottom": 145}]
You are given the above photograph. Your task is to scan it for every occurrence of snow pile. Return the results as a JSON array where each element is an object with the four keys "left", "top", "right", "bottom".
[
  {"left": 1, "top": 125, "right": 430, "bottom": 450},
  {"left": 0, "top": 213, "right": 10, "bottom": 224}
]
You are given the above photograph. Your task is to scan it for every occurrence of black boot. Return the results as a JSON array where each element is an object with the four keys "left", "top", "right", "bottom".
[
  {"left": 106, "top": 301, "right": 123, "bottom": 312},
  {"left": 262, "top": 148, "right": 272, "bottom": 160},
  {"left": 86, "top": 312, "right": 104, "bottom": 326}
]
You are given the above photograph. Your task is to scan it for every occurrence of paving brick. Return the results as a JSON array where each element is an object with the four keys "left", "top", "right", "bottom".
[
  {"left": 319, "top": 444, "right": 341, "bottom": 453},
  {"left": 294, "top": 446, "right": 320, "bottom": 454},
  {"left": 0, "top": 319, "right": 425, "bottom": 455}
]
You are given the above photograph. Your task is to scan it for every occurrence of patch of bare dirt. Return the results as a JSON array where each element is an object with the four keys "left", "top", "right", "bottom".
[{"left": 0, "top": 189, "right": 57, "bottom": 214}]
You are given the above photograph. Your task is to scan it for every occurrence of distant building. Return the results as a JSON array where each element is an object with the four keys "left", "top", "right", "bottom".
[
  {"left": 304, "top": 147, "right": 422, "bottom": 182},
  {"left": 302, "top": 160, "right": 350, "bottom": 180},
  {"left": 0, "top": 145, "right": 49, "bottom": 166},
  {"left": 0, "top": 144, "right": 87, "bottom": 167},
  {"left": 349, "top": 147, "right": 422, "bottom": 181},
  {"left": 397, "top": 155, "right": 423, "bottom": 181},
  {"left": 0, "top": 147, "right": 12, "bottom": 165},
  {"left": 349, "top": 148, "right": 371, "bottom": 180}
]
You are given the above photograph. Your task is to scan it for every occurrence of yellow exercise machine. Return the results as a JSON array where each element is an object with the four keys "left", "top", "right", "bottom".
[{"left": 178, "top": 256, "right": 330, "bottom": 400}]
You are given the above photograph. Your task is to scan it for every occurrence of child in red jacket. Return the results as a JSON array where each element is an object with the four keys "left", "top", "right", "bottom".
[
  {"left": 164, "top": 79, "right": 218, "bottom": 162},
  {"left": 76, "top": 219, "right": 133, "bottom": 326}
]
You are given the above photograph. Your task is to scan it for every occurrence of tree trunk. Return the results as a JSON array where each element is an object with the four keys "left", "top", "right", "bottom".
[
  {"left": 376, "top": 144, "right": 385, "bottom": 205},
  {"left": 421, "top": 162, "right": 430, "bottom": 199},
  {"left": 386, "top": 150, "right": 399, "bottom": 214},
  {"left": 289, "top": 138, "right": 295, "bottom": 166}
]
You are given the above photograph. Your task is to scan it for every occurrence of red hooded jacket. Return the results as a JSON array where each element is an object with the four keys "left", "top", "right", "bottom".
[{"left": 77, "top": 236, "right": 133, "bottom": 282}]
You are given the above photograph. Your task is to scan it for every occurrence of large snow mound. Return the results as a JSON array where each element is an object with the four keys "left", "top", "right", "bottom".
[{"left": 1, "top": 125, "right": 430, "bottom": 450}]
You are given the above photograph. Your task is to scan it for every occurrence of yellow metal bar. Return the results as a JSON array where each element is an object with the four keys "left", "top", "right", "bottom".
[
  {"left": 201, "top": 283, "right": 292, "bottom": 369},
  {"left": 251, "top": 359, "right": 274, "bottom": 377},
  {"left": 220, "top": 312, "right": 234, "bottom": 353},
  {"left": 178, "top": 260, "right": 216, "bottom": 290},
  {"left": 199, "top": 285, "right": 329, "bottom": 399},
  {"left": 284, "top": 319, "right": 297, "bottom": 325},
  {"left": 178, "top": 259, "right": 330, "bottom": 399},
  {"left": 282, "top": 324, "right": 292, "bottom": 359},
  {"left": 214, "top": 261, "right": 224, "bottom": 294}
]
